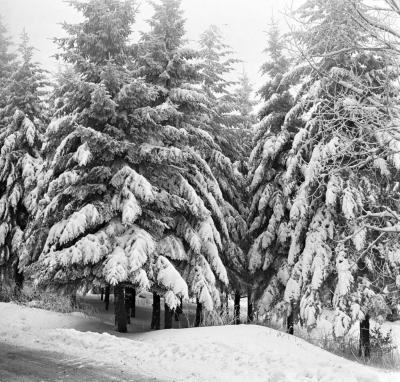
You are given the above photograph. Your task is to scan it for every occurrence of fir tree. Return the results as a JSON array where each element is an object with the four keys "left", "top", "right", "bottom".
[
  {"left": 136, "top": 0, "right": 250, "bottom": 320},
  {"left": 279, "top": 0, "right": 400, "bottom": 349},
  {"left": 196, "top": 25, "right": 251, "bottom": 305},
  {"left": 0, "top": 110, "right": 42, "bottom": 299},
  {"left": 247, "top": 20, "right": 297, "bottom": 328},
  {"left": 24, "top": 0, "right": 236, "bottom": 331},
  {"left": 0, "top": 27, "right": 45, "bottom": 298},
  {"left": 233, "top": 69, "right": 256, "bottom": 130},
  {"left": 199, "top": 25, "right": 238, "bottom": 128},
  {"left": 0, "top": 18, "right": 14, "bottom": 83},
  {"left": 2, "top": 30, "right": 48, "bottom": 122},
  {"left": 0, "top": 19, "right": 16, "bottom": 120},
  {"left": 198, "top": 25, "right": 251, "bottom": 163}
]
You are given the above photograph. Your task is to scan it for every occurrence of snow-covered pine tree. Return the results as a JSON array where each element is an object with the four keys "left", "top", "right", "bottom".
[
  {"left": 247, "top": 20, "right": 299, "bottom": 330},
  {"left": 280, "top": 0, "right": 400, "bottom": 351},
  {"left": 0, "top": 109, "right": 43, "bottom": 298},
  {"left": 196, "top": 24, "right": 251, "bottom": 319},
  {"left": 136, "top": 0, "right": 249, "bottom": 325},
  {"left": 2, "top": 30, "right": 48, "bottom": 123},
  {"left": 23, "top": 0, "right": 181, "bottom": 332},
  {"left": 233, "top": 69, "right": 256, "bottom": 130},
  {"left": 0, "top": 28, "right": 45, "bottom": 299},
  {"left": 23, "top": 0, "right": 231, "bottom": 331},
  {"left": 198, "top": 24, "right": 251, "bottom": 163},
  {"left": 0, "top": 19, "right": 16, "bottom": 125}
]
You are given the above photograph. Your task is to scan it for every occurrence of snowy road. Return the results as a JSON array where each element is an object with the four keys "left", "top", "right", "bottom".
[{"left": 0, "top": 342, "right": 161, "bottom": 382}]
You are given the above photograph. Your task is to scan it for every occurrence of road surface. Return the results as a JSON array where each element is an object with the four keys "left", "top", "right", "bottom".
[{"left": 0, "top": 342, "right": 161, "bottom": 382}]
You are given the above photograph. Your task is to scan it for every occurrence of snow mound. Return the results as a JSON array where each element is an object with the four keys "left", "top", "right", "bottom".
[{"left": 0, "top": 303, "right": 398, "bottom": 382}]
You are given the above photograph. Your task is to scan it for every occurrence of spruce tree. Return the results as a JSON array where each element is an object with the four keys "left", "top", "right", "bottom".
[
  {"left": 2, "top": 30, "right": 48, "bottom": 122},
  {"left": 280, "top": 0, "right": 400, "bottom": 347},
  {"left": 198, "top": 24, "right": 251, "bottom": 163},
  {"left": 24, "top": 0, "right": 234, "bottom": 331},
  {"left": 0, "top": 18, "right": 15, "bottom": 83},
  {"left": 199, "top": 25, "right": 238, "bottom": 128},
  {"left": 136, "top": 0, "right": 250, "bottom": 319},
  {"left": 0, "top": 26, "right": 45, "bottom": 299},
  {"left": 233, "top": 69, "right": 256, "bottom": 130},
  {"left": 0, "top": 19, "right": 16, "bottom": 123},
  {"left": 197, "top": 25, "right": 251, "bottom": 308},
  {"left": 0, "top": 110, "right": 42, "bottom": 299},
  {"left": 247, "top": 20, "right": 298, "bottom": 327}
]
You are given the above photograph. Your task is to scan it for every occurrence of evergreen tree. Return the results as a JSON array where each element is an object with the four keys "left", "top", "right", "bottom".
[
  {"left": 198, "top": 25, "right": 251, "bottom": 163},
  {"left": 196, "top": 25, "right": 251, "bottom": 305},
  {"left": 233, "top": 69, "right": 256, "bottom": 130},
  {"left": 247, "top": 20, "right": 297, "bottom": 327},
  {"left": 199, "top": 25, "right": 238, "bottom": 128},
  {"left": 279, "top": 0, "right": 400, "bottom": 346},
  {"left": 0, "top": 27, "right": 45, "bottom": 299},
  {"left": 0, "top": 110, "right": 42, "bottom": 299},
  {"left": 0, "top": 18, "right": 15, "bottom": 83},
  {"left": 2, "top": 30, "right": 48, "bottom": 122},
  {"left": 136, "top": 0, "right": 250, "bottom": 319},
  {"left": 24, "top": 0, "right": 237, "bottom": 330},
  {"left": 0, "top": 19, "right": 16, "bottom": 119}
]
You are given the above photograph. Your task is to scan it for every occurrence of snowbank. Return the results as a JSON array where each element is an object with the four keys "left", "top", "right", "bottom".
[{"left": 0, "top": 302, "right": 398, "bottom": 382}]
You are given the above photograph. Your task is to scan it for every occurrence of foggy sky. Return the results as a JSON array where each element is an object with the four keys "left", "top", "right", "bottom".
[{"left": 0, "top": 0, "right": 294, "bottom": 87}]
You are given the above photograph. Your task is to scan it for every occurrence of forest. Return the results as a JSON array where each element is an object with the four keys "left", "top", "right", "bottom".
[{"left": 0, "top": 0, "right": 400, "bottom": 369}]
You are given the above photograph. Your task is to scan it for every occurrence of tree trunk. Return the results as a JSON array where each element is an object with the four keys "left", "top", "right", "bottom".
[
  {"left": 129, "top": 288, "right": 136, "bottom": 318},
  {"left": 195, "top": 298, "right": 203, "bottom": 327},
  {"left": 70, "top": 291, "right": 77, "bottom": 308},
  {"left": 104, "top": 284, "right": 110, "bottom": 311},
  {"left": 165, "top": 303, "right": 173, "bottom": 329},
  {"left": 359, "top": 315, "right": 370, "bottom": 358},
  {"left": 0, "top": 266, "right": 11, "bottom": 301},
  {"left": 0, "top": 264, "right": 20, "bottom": 301},
  {"left": 114, "top": 283, "right": 127, "bottom": 333},
  {"left": 174, "top": 297, "right": 182, "bottom": 321},
  {"left": 124, "top": 291, "right": 131, "bottom": 324},
  {"left": 14, "top": 264, "right": 24, "bottom": 292},
  {"left": 234, "top": 290, "right": 240, "bottom": 325},
  {"left": 151, "top": 292, "right": 161, "bottom": 330},
  {"left": 247, "top": 289, "right": 253, "bottom": 323},
  {"left": 287, "top": 311, "right": 294, "bottom": 335},
  {"left": 100, "top": 288, "right": 104, "bottom": 301}
]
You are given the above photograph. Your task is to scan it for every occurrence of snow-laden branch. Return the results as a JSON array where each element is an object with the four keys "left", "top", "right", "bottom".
[{"left": 365, "top": 224, "right": 400, "bottom": 233}]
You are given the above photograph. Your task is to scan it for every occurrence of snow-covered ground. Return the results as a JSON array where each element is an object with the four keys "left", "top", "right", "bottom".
[{"left": 1, "top": 300, "right": 399, "bottom": 382}]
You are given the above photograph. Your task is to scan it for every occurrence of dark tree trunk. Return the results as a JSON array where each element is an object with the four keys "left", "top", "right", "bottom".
[
  {"left": 247, "top": 289, "right": 253, "bottom": 323},
  {"left": 70, "top": 292, "right": 77, "bottom": 308},
  {"left": 287, "top": 311, "right": 294, "bottom": 335},
  {"left": 359, "top": 315, "right": 370, "bottom": 358},
  {"left": 114, "top": 283, "right": 127, "bottom": 333},
  {"left": 100, "top": 288, "right": 104, "bottom": 301},
  {"left": 165, "top": 303, "right": 173, "bottom": 329},
  {"left": 195, "top": 298, "right": 203, "bottom": 327},
  {"left": 129, "top": 288, "right": 136, "bottom": 317},
  {"left": 124, "top": 292, "right": 131, "bottom": 324},
  {"left": 0, "top": 266, "right": 12, "bottom": 302},
  {"left": 220, "top": 291, "right": 228, "bottom": 317},
  {"left": 151, "top": 292, "right": 161, "bottom": 330},
  {"left": 14, "top": 267, "right": 24, "bottom": 292},
  {"left": 234, "top": 290, "right": 240, "bottom": 325},
  {"left": 104, "top": 284, "right": 110, "bottom": 311},
  {"left": 174, "top": 297, "right": 182, "bottom": 321}
]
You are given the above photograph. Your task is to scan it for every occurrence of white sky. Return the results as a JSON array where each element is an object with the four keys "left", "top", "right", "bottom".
[{"left": 0, "top": 0, "right": 295, "bottom": 88}]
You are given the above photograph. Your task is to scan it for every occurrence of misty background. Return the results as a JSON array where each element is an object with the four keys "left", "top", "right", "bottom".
[{"left": 0, "top": 0, "right": 293, "bottom": 87}]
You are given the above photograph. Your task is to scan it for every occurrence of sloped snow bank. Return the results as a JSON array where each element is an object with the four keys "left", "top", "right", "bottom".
[{"left": 0, "top": 302, "right": 398, "bottom": 382}]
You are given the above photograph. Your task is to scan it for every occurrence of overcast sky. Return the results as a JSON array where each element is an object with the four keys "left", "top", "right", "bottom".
[{"left": 0, "top": 0, "right": 294, "bottom": 88}]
